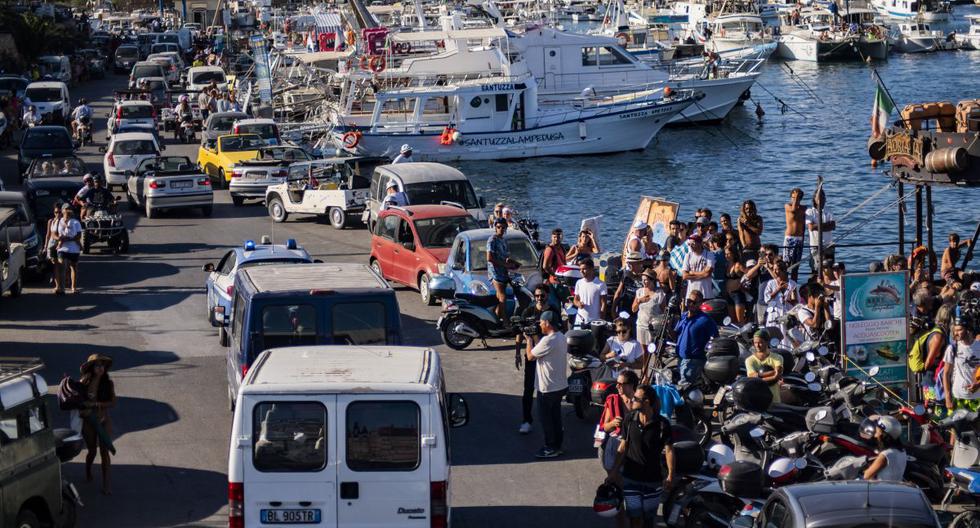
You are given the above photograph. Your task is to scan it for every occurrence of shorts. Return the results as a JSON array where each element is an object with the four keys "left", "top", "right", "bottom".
[
  {"left": 622, "top": 477, "right": 662, "bottom": 520},
  {"left": 47, "top": 246, "right": 58, "bottom": 261},
  {"left": 600, "top": 435, "right": 621, "bottom": 471},
  {"left": 952, "top": 398, "right": 980, "bottom": 412},
  {"left": 782, "top": 236, "right": 804, "bottom": 265},
  {"left": 58, "top": 251, "right": 79, "bottom": 264}
]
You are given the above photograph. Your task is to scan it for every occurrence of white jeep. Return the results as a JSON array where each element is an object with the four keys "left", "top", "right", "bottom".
[{"left": 264, "top": 157, "right": 382, "bottom": 229}]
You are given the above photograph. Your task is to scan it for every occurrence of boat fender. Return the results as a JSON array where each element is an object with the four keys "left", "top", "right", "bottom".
[
  {"left": 452, "top": 130, "right": 461, "bottom": 142},
  {"left": 342, "top": 131, "right": 361, "bottom": 149},
  {"left": 664, "top": 86, "right": 673, "bottom": 98},
  {"left": 615, "top": 32, "right": 630, "bottom": 45},
  {"left": 346, "top": 29, "right": 357, "bottom": 47},
  {"left": 369, "top": 55, "right": 386, "bottom": 73}
]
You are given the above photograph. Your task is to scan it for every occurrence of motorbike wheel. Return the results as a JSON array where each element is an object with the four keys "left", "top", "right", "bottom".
[
  {"left": 115, "top": 231, "right": 130, "bottom": 254},
  {"left": 952, "top": 511, "right": 980, "bottom": 528},
  {"left": 440, "top": 317, "right": 475, "bottom": 350},
  {"left": 684, "top": 497, "right": 735, "bottom": 528},
  {"left": 80, "top": 231, "right": 91, "bottom": 254}
]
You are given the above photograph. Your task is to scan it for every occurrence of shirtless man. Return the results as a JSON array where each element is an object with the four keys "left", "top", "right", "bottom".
[
  {"left": 942, "top": 232, "right": 972, "bottom": 283},
  {"left": 737, "top": 200, "right": 764, "bottom": 256},
  {"left": 783, "top": 188, "right": 806, "bottom": 282}
]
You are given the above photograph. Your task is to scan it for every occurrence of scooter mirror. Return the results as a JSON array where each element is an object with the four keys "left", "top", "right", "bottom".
[
  {"left": 647, "top": 343, "right": 657, "bottom": 354},
  {"left": 723, "top": 316, "right": 732, "bottom": 326},
  {"left": 770, "top": 338, "right": 780, "bottom": 348},
  {"left": 913, "top": 404, "right": 926, "bottom": 416},
  {"left": 818, "top": 346, "right": 829, "bottom": 356},
  {"left": 807, "top": 382, "right": 822, "bottom": 392},
  {"left": 749, "top": 427, "right": 765, "bottom": 439},
  {"left": 565, "top": 307, "right": 578, "bottom": 317},
  {"left": 805, "top": 352, "right": 815, "bottom": 362},
  {"left": 814, "top": 409, "right": 828, "bottom": 421},
  {"left": 804, "top": 372, "right": 816, "bottom": 383},
  {"left": 794, "top": 458, "right": 808, "bottom": 470},
  {"left": 868, "top": 366, "right": 880, "bottom": 377}
]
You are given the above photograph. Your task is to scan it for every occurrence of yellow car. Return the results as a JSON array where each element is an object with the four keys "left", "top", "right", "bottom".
[{"left": 197, "top": 133, "right": 264, "bottom": 189}]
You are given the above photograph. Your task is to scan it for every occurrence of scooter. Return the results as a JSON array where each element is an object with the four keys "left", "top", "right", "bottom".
[
  {"left": 76, "top": 116, "right": 93, "bottom": 147},
  {"left": 434, "top": 273, "right": 533, "bottom": 350},
  {"left": 179, "top": 115, "right": 196, "bottom": 143}
]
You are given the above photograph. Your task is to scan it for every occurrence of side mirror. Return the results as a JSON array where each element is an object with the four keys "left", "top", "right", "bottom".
[
  {"left": 794, "top": 458, "right": 808, "bottom": 470},
  {"left": 98, "top": 146, "right": 107, "bottom": 153},
  {"left": 447, "top": 393, "right": 469, "bottom": 428},
  {"left": 913, "top": 404, "right": 925, "bottom": 416},
  {"left": 124, "top": 170, "right": 134, "bottom": 178},
  {"left": 769, "top": 337, "right": 779, "bottom": 348},
  {"left": 202, "top": 262, "right": 215, "bottom": 272},
  {"left": 723, "top": 316, "right": 732, "bottom": 326},
  {"left": 647, "top": 343, "right": 657, "bottom": 354},
  {"left": 749, "top": 427, "right": 765, "bottom": 439},
  {"left": 808, "top": 382, "right": 822, "bottom": 392},
  {"left": 402, "top": 241, "right": 415, "bottom": 251},
  {"left": 451, "top": 261, "right": 463, "bottom": 271},
  {"left": 212, "top": 306, "right": 228, "bottom": 326}
]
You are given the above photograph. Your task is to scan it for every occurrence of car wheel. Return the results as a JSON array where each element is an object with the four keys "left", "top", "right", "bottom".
[
  {"left": 369, "top": 259, "right": 383, "bottom": 279},
  {"left": 219, "top": 326, "right": 229, "bottom": 347},
  {"left": 15, "top": 509, "right": 40, "bottom": 528},
  {"left": 419, "top": 273, "right": 436, "bottom": 306},
  {"left": 9, "top": 273, "right": 22, "bottom": 297},
  {"left": 217, "top": 169, "right": 226, "bottom": 190},
  {"left": 267, "top": 197, "right": 287, "bottom": 223},
  {"left": 145, "top": 201, "right": 155, "bottom": 219},
  {"left": 328, "top": 207, "right": 347, "bottom": 229},
  {"left": 231, "top": 196, "right": 244, "bottom": 207},
  {"left": 201, "top": 205, "right": 213, "bottom": 217}
]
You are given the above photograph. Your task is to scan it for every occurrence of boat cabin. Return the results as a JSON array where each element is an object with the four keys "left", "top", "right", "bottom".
[{"left": 708, "top": 14, "right": 766, "bottom": 37}]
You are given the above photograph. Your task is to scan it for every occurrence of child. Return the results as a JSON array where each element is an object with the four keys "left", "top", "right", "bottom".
[{"left": 942, "top": 232, "right": 971, "bottom": 283}]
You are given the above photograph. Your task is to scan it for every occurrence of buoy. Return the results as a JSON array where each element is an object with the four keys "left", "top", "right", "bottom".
[
  {"left": 451, "top": 130, "right": 461, "bottom": 142},
  {"left": 359, "top": 55, "right": 369, "bottom": 70},
  {"left": 663, "top": 86, "right": 673, "bottom": 98},
  {"left": 369, "top": 55, "right": 386, "bottom": 73},
  {"left": 342, "top": 131, "right": 361, "bottom": 149}
]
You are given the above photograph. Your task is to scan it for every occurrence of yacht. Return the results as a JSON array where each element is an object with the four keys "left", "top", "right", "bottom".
[
  {"left": 871, "top": 0, "right": 951, "bottom": 22},
  {"left": 703, "top": 13, "right": 775, "bottom": 53},
  {"left": 891, "top": 21, "right": 949, "bottom": 52},
  {"left": 776, "top": 7, "right": 868, "bottom": 61},
  {"left": 954, "top": 14, "right": 980, "bottom": 50}
]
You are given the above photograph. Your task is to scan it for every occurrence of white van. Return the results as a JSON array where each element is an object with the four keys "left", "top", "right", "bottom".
[
  {"left": 187, "top": 65, "right": 228, "bottom": 92},
  {"left": 362, "top": 163, "right": 487, "bottom": 230},
  {"left": 228, "top": 346, "right": 469, "bottom": 528}
]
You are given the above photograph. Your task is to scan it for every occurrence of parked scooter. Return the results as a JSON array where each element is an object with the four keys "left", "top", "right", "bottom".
[{"left": 432, "top": 273, "right": 533, "bottom": 349}]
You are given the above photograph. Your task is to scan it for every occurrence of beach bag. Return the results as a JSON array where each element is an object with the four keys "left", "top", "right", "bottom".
[
  {"left": 909, "top": 328, "right": 942, "bottom": 373},
  {"left": 57, "top": 375, "right": 86, "bottom": 411}
]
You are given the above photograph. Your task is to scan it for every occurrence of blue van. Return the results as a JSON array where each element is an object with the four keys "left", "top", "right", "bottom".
[{"left": 223, "top": 263, "right": 401, "bottom": 410}]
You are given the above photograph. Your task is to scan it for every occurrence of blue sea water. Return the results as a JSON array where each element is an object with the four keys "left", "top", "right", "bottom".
[{"left": 457, "top": 7, "right": 980, "bottom": 270}]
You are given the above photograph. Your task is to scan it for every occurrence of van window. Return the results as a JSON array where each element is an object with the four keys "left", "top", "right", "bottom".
[
  {"left": 346, "top": 401, "right": 420, "bottom": 471},
  {"left": 262, "top": 304, "right": 317, "bottom": 349},
  {"left": 232, "top": 292, "right": 245, "bottom": 347},
  {"left": 0, "top": 403, "right": 47, "bottom": 444},
  {"left": 331, "top": 303, "right": 388, "bottom": 345},
  {"left": 253, "top": 401, "right": 327, "bottom": 472}
]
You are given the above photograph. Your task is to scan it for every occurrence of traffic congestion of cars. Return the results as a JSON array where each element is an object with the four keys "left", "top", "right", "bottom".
[{"left": 2, "top": 5, "right": 977, "bottom": 528}]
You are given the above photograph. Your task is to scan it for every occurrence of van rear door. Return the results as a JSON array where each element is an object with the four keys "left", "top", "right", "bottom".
[
  {"left": 337, "top": 394, "right": 431, "bottom": 527},
  {"left": 243, "top": 396, "right": 338, "bottom": 527}
]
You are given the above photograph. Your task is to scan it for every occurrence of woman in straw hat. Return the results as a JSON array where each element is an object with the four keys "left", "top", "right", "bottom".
[{"left": 79, "top": 354, "right": 116, "bottom": 495}]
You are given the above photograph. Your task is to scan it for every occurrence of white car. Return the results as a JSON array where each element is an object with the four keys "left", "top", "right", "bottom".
[
  {"left": 107, "top": 100, "right": 157, "bottom": 140},
  {"left": 126, "top": 156, "right": 213, "bottom": 218},
  {"left": 24, "top": 81, "right": 70, "bottom": 125},
  {"left": 186, "top": 66, "right": 227, "bottom": 92},
  {"left": 265, "top": 157, "right": 376, "bottom": 229},
  {"left": 101, "top": 132, "right": 162, "bottom": 190},
  {"left": 232, "top": 118, "right": 280, "bottom": 146},
  {"left": 146, "top": 54, "right": 180, "bottom": 85}
]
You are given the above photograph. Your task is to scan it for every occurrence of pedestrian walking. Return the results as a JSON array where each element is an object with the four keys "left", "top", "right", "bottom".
[
  {"left": 56, "top": 204, "right": 82, "bottom": 294},
  {"left": 44, "top": 201, "right": 63, "bottom": 291},
  {"left": 525, "top": 311, "right": 568, "bottom": 458},
  {"left": 79, "top": 354, "right": 116, "bottom": 495}
]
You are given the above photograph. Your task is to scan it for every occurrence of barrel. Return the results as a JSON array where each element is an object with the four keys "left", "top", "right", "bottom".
[
  {"left": 867, "top": 135, "right": 886, "bottom": 160},
  {"left": 924, "top": 147, "right": 969, "bottom": 173}
]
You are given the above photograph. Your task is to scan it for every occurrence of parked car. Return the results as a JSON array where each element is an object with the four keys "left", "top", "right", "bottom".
[
  {"left": 113, "top": 45, "right": 140, "bottom": 73},
  {"left": 186, "top": 65, "right": 228, "bottom": 92},
  {"left": 264, "top": 157, "right": 384, "bottom": 228},
  {"left": 0, "top": 206, "right": 26, "bottom": 298},
  {"left": 363, "top": 163, "right": 486, "bottom": 230},
  {"left": 37, "top": 55, "right": 71, "bottom": 84},
  {"left": 370, "top": 204, "right": 481, "bottom": 304},
  {"left": 106, "top": 100, "right": 157, "bottom": 140},
  {"left": 0, "top": 192, "right": 42, "bottom": 273},
  {"left": 197, "top": 133, "right": 263, "bottom": 189},
  {"left": 24, "top": 81, "right": 71, "bottom": 125},
  {"left": 18, "top": 126, "right": 75, "bottom": 178},
  {"left": 125, "top": 155, "right": 213, "bottom": 218},
  {"left": 101, "top": 132, "right": 163, "bottom": 190},
  {"left": 0, "top": 75, "right": 29, "bottom": 100},
  {"left": 202, "top": 237, "right": 313, "bottom": 343},
  {"left": 231, "top": 118, "right": 280, "bottom": 146},
  {"left": 228, "top": 146, "right": 311, "bottom": 206},
  {"left": 227, "top": 346, "right": 468, "bottom": 528},
  {"left": 22, "top": 155, "right": 86, "bottom": 231},
  {"left": 200, "top": 111, "right": 248, "bottom": 146},
  {"left": 219, "top": 263, "right": 403, "bottom": 406},
  {"left": 439, "top": 227, "right": 541, "bottom": 297},
  {"left": 149, "top": 42, "right": 180, "bottom": 56},
  {"left": 146, "top": 54, "right": 180, "bottom": 85}
]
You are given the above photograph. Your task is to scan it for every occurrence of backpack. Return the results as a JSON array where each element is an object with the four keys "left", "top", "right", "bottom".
[
  {"left": 909, "top": 328, "right": 943, "bottom": 373},
  {"left": 57, "top": 375, "right": 87, "bottom": 410}
]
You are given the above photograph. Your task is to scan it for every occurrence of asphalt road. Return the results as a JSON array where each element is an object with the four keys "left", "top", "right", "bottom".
[{"left": 0, "top": 73, "right": 600, "bottom": 527}]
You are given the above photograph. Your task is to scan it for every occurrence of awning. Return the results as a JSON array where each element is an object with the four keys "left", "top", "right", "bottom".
[
  {"left": 291, "top": 50, "right": 354, "bottom": 64},
  {"left": 390, "top": 27, "right": 507, "bottom": 43}
]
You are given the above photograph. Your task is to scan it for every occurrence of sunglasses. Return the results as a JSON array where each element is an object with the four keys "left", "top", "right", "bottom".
[{"left": 534, "top": 294, "right": 547, "bottom": 299}]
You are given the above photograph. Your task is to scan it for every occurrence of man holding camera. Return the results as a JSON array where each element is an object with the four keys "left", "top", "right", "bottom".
[
  {"left": 517, "top": 284, "right": 562, "bottom": 435},
  {"left": 525, "top": 310, "right": 567, "bottom": 458}
]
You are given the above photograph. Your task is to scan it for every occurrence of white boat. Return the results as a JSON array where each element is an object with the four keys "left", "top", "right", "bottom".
[
  {"left": 871, "top": 0, "right": 951, "bottom": 22},
  {"left": 954, "top": 14, "right": 980, "bottom": 50},
  {"left": 890, "top": 21, "right": 949, "bottom": 52},
  {"left": 703, "top": 13, "right": 775, "bottom": 53},
  {"left": 330, "top": 75, "right": 697, "bottom": 161},
  {"left": 776, "top": 7, "right": 874, "bottom": 61}
]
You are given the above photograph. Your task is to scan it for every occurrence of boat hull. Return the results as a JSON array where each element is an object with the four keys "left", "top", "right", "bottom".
[
  {"left": 667, "top": 73, "right": 758, "bottom": 123},
  {"left": 334, "top": 97, "right": 694, "bottom": 161},
  {"left": 778, "top": 35, "right": 864, "bottom": 61}
]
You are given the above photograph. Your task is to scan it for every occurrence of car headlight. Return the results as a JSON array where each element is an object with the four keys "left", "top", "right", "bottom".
[
  {"left": 468, "top": 280, "right": 490, "bottom": 296},
  {"left": 437, "top": 263, "right": 446, "bottom": 274}
]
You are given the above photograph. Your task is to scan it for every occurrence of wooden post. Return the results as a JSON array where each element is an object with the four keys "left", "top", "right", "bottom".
[
  {"left": 926, "top": 185, "right": 934, "bottom": 276},
  {"left": 898, "top": 182, "right": 905, "bottom": 257}
]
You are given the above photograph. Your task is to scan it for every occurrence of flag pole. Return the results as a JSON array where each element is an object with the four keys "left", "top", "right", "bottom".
[{"left": 872, "top": 68, "right": 907, "bottom": 128}]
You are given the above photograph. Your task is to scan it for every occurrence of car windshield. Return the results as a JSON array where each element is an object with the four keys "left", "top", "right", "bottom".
[
  {"left": 27, "top": 156, "right": 85, "bottom": 178},
  {"left": 117, "top": 47, "right": 138, "bottom": 58},
  {"left": 209, "top": 115, "right": 242, "bottom": 132},
  {"left": 404, "top": 180, "right": 479, "bottom": 209},
  {"left": 25, "top": 88, "right": 62, "bottom": 102},
  {"left": 138, "top": 156, "right": 193, "bottom": 173},
  {"left": 238, "top": 124, "right": 277, "bottom": 139},
  {"left": 468, "top": 237, "right": 538, "bottom": 271},
  {"left": 23, "top": 129, "right": 72, "bottom": 149},
  {"left": 133, "top": 65, "right": 162, "bottom": 78},
  {"left": 113, "top": 139, "right": 158, "bottom": 155},
  {"left": 121, "top": 105, "right": 154, "bottom": 118},
  {"left": 0, "top": 79, "right": 26, "bottom": 93},
  {"left": 220, "top": 135, "right": 264, "bottom": 152},
  {"left": 192, "top": 71, "right": 225, "bottom": 84},
  {"left": 259, "top": 148, "right": 307, "bottom": 161},
  {"left": 38, "top": 60, "right": 62, "bottom": 75},
  {"left": 415, "top": 215, "right": 480, "bottom": 249}
]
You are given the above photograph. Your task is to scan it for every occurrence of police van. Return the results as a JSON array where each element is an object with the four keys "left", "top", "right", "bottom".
[
  {"left": 223, "top": 263, "right": 402, "bottom": 410},
  {"left": 227, "top": 346, "right": 469, "bottom": 528}
]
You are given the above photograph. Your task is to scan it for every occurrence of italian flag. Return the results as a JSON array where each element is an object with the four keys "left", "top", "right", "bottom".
[{"left": 871, "top": 81, "right": 895, "bottom": 138}]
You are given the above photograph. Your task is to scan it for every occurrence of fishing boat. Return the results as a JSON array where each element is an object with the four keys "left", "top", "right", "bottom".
[
  {"left": 870, "top": 0, "right": 951, "bottom": 22},
  {"left": 840, "top": 3, "right": 891, "bottom": 59},
  {"left": 776, "top": 7, "right": 886, "bottom": 61},
  {"left": 703, "top": 13, "right": 775, "bottom": 53},
  {"left": 954, "top": 14, "right": 980, "bottom": 49},
  {"left": 890, "top": 21, "right": 950, "bottom": 52},
  {"left": 329, "top": 75, "right": 697, "bottom": 161}
]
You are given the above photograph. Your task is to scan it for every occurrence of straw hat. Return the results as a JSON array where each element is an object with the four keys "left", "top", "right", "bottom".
[{"left": 80, "top": 354, "right": 113, "bottom": 374}]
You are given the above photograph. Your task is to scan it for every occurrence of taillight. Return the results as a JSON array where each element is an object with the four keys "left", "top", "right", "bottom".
[
  {"left": 233, "top": 125, "right": 239, "bottom": 134},
  {"left": 107, "top": 153, "right": 116, "bottom": 167},
  {"left": 230, "top": 169, "right": 243, "bottom": 178},
  {"left": 228, "top": 482, "right": 244, "bottom": 528},
  {"left": 430, "top": 481, "right": 447, "bottom": 528},
  {"left": 241, "top": 364, "right": 248, "bottom": 378},
  {"left": 148, "top": 179, "right": 164, "bottom": 189},
  {"left": 718, "top": 464, "right": 732, "bottom": 477},
  {"left": 199, "top": 178, "right": 211, "bottom": 186}
]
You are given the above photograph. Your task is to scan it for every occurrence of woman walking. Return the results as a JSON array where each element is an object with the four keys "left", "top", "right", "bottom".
[
  {"left": 79, "top": 354, "right": 116, "bottom": 495},
  {"left": 44, "top": 202, "right": 63, "bottom": 292},
  {"left": 56, "top": 204, "right": 82, "bottom": 294}
]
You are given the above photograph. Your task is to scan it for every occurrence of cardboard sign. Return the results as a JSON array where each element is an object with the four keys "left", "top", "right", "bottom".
[
  {"left": 842, "top": 271, "right": 909, "bottom": 387},
  {"left": 623, "top": 197, "right": 679, "bottom": 255}
]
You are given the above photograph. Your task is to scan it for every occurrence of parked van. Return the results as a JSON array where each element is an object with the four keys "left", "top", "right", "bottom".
[
  {"left": 362, "top": 162, "right": 486, "bottom": 230},
  {"left": 37, "top": 55, "right": 71, "bottom": 84},
  {"left": 0, "top": 192, "right": 41, "bottom": 273},
  {"left": 186, "top": 65, "right": 228, "bottom": 92},
  {"left": 221, "top": 263, "right": 402, "bottom": 408},
  {"left": 227, "top": 346, "right": 469, "bottom": 528}
]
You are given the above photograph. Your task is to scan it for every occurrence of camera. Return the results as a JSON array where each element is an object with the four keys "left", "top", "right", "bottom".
[{"left": 511, "top": 315, "right": 541, "bottom": 337}]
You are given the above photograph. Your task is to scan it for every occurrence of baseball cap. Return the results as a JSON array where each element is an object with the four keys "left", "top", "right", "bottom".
[
  {"left": 61, "top": 204, "right": 72, "bottom": 211},
  {"left": 632, "top": 220, "right": 648, "bottom": 230},
  {"left": 400, "top": 144, "right": 412, "bottom": 154},
  {"left": 386, "top": 181, "right": 399, "bottom": 189},
  {"left": 753, "top": 329, "right": 771, "bottom": 340},
  {"left": 540, "top": 310, "right": 557, "bottom": 323}
]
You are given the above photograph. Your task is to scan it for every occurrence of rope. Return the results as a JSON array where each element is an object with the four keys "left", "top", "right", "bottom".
[
  {"left": 830, "top": 186, "right": 917, "bottom": 249},
  {"left": 689, "top": 98, "right": 760, "bottom": 144},
  {"left": 843, "top": 357, "right": 918, "bottom": 412},
  {"left": 836, "top": 180, "right": 896, "bottom": 223},
  {"left": 753, "top": 81, "right": 807, "bottom": 119}
]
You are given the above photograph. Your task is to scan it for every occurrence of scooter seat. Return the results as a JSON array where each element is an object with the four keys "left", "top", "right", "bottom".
[
  {"left": 454, "top": 293, "right": 501, "bottom": 308},
  {"left": 908, "top": 443, "right": 946, "bottom": 464},
  {"left": 769, "top": 402, "right": 811, "bottom": 414}
]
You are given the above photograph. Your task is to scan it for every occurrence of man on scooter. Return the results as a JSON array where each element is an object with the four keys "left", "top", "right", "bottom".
[
  {"left": 488, "top": 217, "right": 520, "bottom": 324},
  {"left": 173, "top": 95, "right": 193, "bottom": 141},
  {"left": 70, "top": 98, "right": 93, "bottom": 140}
]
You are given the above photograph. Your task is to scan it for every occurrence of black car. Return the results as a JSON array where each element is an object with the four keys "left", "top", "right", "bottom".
[
  {"left": 23, "top": 155, "right": 88, "bottom": 230},
  {"left": 18, "top": 126, "right": 75, "bottom": 179}
]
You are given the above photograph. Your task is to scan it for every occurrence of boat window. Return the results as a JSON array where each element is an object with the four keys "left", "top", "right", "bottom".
[
  {"left": 421, "top": 96, "right": 449, "bottom": 114},
  {"left": 581, "top": 47, "right": 597, "bottom": 66},
  {"left": 469, "top": 96, "right": 482, "bottom": 108},
  {"left": 380, "top": 97, "right": 415, "bottom": 115},
  {"left": 597, "top": 46, "right": 632, "bottom": 66},
  {"left": 495, "top": 94, "right": 509, "bottom": 112}
]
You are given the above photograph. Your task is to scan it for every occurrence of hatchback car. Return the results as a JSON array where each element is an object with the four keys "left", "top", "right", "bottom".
[
  {"left": 201, "top": 111, "right": 249, "bottom": 146},
  {"left": 114, "top": 45, "right": 139, "bottom": 73},
  {"left": 440, "top": 227, "right": 541, "bottom": 297},
  {"left": 232, "top": 118, "right": 280, "bottom": 146},
  {"left": 202, "top": 238, "right": 314, "bottom": 344},
  {"left": 107, "top": 100, "right": 157, "bottom": 140},
  {"left": 129, "top": 61, "right": 166, "bottom": 89},
  {"left": 101, "top": 132, "right": 163, "bottom": 189},
  {"left": 369, "top": 205, "right": 481, "bottom": 305},
  {"left": 18, "top": 125, "right": 75, "bottom": 178}
]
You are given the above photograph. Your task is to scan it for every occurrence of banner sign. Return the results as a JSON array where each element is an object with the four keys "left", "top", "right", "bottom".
[
  {"left": 625, "top": 197, "right": 679, "bottom": 255},
  {"left": 250, "top": 35, "right": 273, "bottom": 105},
  {"left": 842, "top": 271, "right": 909, "bottom": 385}
]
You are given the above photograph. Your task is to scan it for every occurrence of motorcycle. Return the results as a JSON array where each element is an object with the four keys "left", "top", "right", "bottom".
[
  {"left": 76, "top": 116, "right": 93, "bottom": 147},
  {"left": 81, "top": 202, "right": 129, "bottom": 255},
  {"left": 940, "top": 410, "right": 980, "bottom": 526},
  {"left": 432, "top": 273, "right": 533, "bottom": 350},
  {"left": 178, "top": 113, "right": 196, "bottom": 143}
]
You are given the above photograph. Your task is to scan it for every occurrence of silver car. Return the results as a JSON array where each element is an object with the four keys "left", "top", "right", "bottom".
[
  {"left": 228, "top": 146, "right": 311, "bottom": 206},
  {"left": 125, "top": 156, "right": 213, "bottom": 218}
]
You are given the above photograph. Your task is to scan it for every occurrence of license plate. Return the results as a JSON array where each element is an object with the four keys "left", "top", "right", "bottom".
[
  {"left": 260, "top": 509, "right": 321, "bottom": 524},
  {"left": 172, "top": 180, "right": 193, "bottom": 189},
  {"left": 569, "top": 378, "right": 584, "bottom": 395}
]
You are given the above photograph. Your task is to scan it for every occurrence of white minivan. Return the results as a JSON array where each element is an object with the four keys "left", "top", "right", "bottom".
[{"left": 228, "top": 346, "right": 469, "bottom": 528}]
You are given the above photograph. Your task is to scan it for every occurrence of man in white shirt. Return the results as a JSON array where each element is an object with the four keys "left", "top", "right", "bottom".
[
  {"left": 806, "top": 189, "right": 836, "bottom": 269},
  {"left": 381, "top": 181, "right": 408, "bottom": 209},
  {"left": 526, "top": 311, "right": 568, "bottom": 458},
  {"left": 764, "top": 261, "right": 798, "bottom": 331},
  {"left": 574, "top": 259, "right": 607, "bottom": 325},
  {"left": 681, "top": 234, "right": 716, "bottom": 300},
  {"left": 392, "top": 144, "right": 413, "bottom": 164},
  {"left": 944, "top": 321, "right": 980, "bottom": 412}
]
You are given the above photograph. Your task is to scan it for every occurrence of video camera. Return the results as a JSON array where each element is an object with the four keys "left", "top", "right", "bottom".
[{"left": 511, "top": 315, "right": 541, "bottom": 337}]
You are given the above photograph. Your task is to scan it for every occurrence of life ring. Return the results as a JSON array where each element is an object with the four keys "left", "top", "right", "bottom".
[
  {"left": 342, "top": 131, "right": 361, "bottom": 149},
  {"left": 345, "top": 29, "right": 357, "bottom": 46},
  {"left": 615, "top": 32, "right": 630, "bottom": 45},
  {"left": 359, "top": 55, "right": 369, "bottom": 70},
  {"left": 440, "top": 127, "right": 455, "bottom": 145},
  {"left": 369, "top": 55, "right": 386, "bottom": 73}
]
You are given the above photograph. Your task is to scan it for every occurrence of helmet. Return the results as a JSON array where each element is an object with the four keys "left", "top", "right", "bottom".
[
  {"left": 858, "top": 417, "right": 877, "bottom": 440},
  {"left": 78, "top": 98, "right": 87, "bottom": 105},
  {"left": 593, "top": 482, "right": 622, "bottom": 518},
  {"left": 877, "top": 415, "right": 902, "bottom": 440},
  {"left": 179, "top": 94, "right": 189, "bottom": 103},
  {"left": 707, "top": 443, "right": 735, "bottom": 470},
  {"left": 767, "top": 457, "right": 799, "bottom": 486}
]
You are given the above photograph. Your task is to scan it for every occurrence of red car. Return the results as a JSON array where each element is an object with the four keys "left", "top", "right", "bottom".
[{"left": 369, "top": 205, "right": 481, "bottom": 305}]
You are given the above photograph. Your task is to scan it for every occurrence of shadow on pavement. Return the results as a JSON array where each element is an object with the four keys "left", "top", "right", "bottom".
[
  {"left": 0, "top": 284, "right": 193, "bottom": 321},
  {"left": 64, "top": 463, "right": 226, "bottom": 528},
  {"left": 0, "top": 344, "right": 181, "bottom": 382},
  {"left": 452, "top": 505, "right": 593, "bottom": 528}
]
